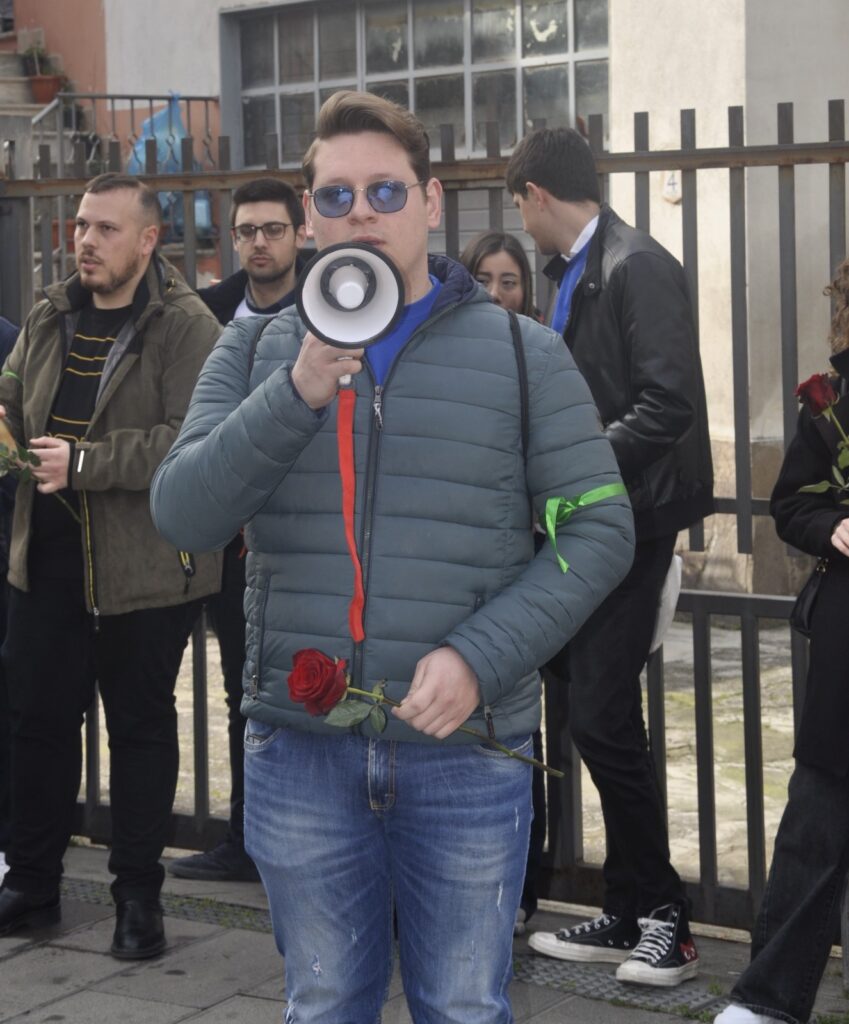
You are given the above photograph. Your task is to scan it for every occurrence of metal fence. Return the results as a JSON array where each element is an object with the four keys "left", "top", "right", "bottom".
[{"left": 2, "top": 97, "right": 849, "bottom": 931}]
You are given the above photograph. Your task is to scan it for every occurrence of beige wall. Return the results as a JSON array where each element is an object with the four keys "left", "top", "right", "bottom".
[{"left": 14, "top": 0, "right": 107, "bottom": 94}]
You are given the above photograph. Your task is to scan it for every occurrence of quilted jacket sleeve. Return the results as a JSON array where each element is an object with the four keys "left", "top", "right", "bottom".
[
  {"left": 443, "top": 318, "right": 635, "bottom": 707},
  {"left": 151, "top": 317, "right": 328, "bottom": 551}
]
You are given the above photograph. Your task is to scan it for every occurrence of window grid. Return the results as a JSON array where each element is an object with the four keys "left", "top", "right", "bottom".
[{"left": 237, "top": 0, "right": 608, "bottom": 168}]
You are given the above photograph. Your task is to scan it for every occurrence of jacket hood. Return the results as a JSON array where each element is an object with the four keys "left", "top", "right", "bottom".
[
  {"left": 42, "top": 253, "right": 189, "bottom": 327},
  {"left": 427, "top": 253, "right": 483, "bottom": 313}
]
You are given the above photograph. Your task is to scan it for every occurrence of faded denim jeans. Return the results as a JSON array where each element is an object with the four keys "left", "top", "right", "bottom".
[
  {"left": 244, "top": 721, "right": 532, "bottom": 1023},
  {"left": 730, "top": 760, "right": 849, "bottom": 1024}
]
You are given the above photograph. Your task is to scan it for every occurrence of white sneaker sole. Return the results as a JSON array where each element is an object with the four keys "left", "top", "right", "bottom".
[
  {"left": 615, "top": 958, "right": 699, "bottom": 987},
  {"left": 528, "top": 932, "right": 632, "bottom": 964}
]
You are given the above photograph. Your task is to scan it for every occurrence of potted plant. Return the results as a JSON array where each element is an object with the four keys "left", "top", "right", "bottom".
[{"left": 21, "top": 44, "right": 65, "bottom": 105}]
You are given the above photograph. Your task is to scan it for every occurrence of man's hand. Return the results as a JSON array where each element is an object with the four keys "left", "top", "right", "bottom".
[
  {"left": 291, "top": 332, "right": 364, "bottom": 410},
  {"left": 831, "top": 517, "right": 849, "bottom": 558},
  {"left": 392, "top": 646, "right": 482, "bottom": 739},
  {"left": 28, "top": 436, "right": 71, "bottom": 494}
]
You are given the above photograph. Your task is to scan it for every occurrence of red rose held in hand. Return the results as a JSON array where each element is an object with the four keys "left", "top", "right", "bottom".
[
  {"left": 795, "top": 373, "right": 838, "bottom": 416},
  {"left": 288, "top": 648, "right": 348, "bottom": 716}
]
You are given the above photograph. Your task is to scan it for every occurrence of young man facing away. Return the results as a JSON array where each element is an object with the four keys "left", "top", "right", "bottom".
[
  {"left": 151, "top": 92, "right": 635, "bottom": 1021},
  {"left": 169, "top": 177, "right": 307, "bottom": 884},
  {"left": 506, "top": 127, "right": 714, "bottom": 988}
]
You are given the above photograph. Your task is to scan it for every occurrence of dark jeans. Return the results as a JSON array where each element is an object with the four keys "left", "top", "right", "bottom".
[
  {"left": 204, "top": 536, "right": 247, "bottom": 842},
  {"left": 2, "top": 579, "right": 198, "bottom": 901},
  {"left": 731, "top": 761, "right": 849, "bottom": 1024},
  {"left": 563, "top": 533, "right": 684, "bottom": 918}
]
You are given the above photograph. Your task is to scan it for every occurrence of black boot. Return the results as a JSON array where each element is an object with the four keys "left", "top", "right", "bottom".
[
  {"left": 110, "top": 898, "right": 166, "bottom": 960},
  {"left": 0, "top": 885, "right": 61, "bottom": 936}
]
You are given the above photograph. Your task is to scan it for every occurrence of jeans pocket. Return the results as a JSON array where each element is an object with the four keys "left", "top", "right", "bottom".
[
  {"left": 244, "top": 718, "right": 283, "bottom": 753},
  {"left": 471, "top": 733, "right": 533, "bottom": 762}
]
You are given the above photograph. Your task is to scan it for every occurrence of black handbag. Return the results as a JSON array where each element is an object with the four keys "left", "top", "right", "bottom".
[{"left": 789, "top": 557, "right": 828, "bottom": 637}]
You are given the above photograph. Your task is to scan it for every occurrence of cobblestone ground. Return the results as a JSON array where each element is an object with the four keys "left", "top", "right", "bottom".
[{"left": 80, "top": 617, "right": 796, "bottom": 887}]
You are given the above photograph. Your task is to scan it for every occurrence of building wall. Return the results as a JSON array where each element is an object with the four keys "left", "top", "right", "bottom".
[{"left": 14, "top": 0, "right": 107, "bottom": 93}]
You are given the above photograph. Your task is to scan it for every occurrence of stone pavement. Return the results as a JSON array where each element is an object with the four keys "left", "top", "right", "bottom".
[{"left": 2, "top": 844, "right": 848, "bottom": 1023}]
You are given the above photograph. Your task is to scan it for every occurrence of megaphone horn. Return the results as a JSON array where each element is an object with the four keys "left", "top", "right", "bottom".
[{"left": 296, "top": 241, "right": 405, "bottom": 350}]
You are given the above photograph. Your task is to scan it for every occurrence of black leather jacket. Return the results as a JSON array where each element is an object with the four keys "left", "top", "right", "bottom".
[{"left": 546, "top": 205, "right": 714, "bottom": 540}]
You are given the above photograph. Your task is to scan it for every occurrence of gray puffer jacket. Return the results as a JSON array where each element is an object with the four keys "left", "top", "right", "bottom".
[{"left": 152, "top": 255, "right": 634, "bottom": 743}]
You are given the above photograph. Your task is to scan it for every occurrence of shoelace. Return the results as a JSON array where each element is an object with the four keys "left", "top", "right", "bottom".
[
  {"left": 556, "top": 912, "right": 614, "bottom": 940},
  {"left": 629, "top": 916, "right": 674, "bottom": 963}
]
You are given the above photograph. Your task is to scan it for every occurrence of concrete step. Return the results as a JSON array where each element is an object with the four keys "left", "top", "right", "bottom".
[
  {"left": 0, "top": 31, "right": 18, "bottom": 55},
  {"left": 0, "top": 76, "right": 33, "bottom": 105},
  {"left": 0, "top": 52, "right": 22, "bottom": 74}
]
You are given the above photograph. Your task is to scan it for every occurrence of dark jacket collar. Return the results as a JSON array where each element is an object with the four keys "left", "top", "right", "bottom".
[
  {"left": 427, "top": 253, "right": 481, "bottom": 314},
  {"left": 543, "top": 204, "right": 618, "bottom": 291},
  {"left": 831, "top": 346, "right": 849, "bottom": 384}
]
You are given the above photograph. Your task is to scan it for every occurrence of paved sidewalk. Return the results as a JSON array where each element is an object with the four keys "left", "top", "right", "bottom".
[{"left": 1, "top": 843, "right": 847, "bottom": 1023}]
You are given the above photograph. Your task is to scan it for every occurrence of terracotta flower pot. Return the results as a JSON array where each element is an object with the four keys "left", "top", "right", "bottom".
[{"left": 30, "top": 74, "right": 63, "bottom": 105}]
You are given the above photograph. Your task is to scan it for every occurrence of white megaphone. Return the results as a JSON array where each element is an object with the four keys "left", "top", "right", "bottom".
[{"left": 296, "top": 242, "right": 404, "bottom": 349}]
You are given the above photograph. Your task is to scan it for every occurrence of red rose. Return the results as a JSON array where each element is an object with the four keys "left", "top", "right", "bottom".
[
  {"left": 288, "top": 649, "right": 348, "bottom": 716},
  {"left": 795, "top": 373, "right": 838, "bottom": 416}
]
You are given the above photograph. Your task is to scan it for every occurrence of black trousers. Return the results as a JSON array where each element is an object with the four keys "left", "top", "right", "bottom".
[
  {"left": 204, "top": 536, "right": 247, "bottom": 841},
  {"left": 562, "top": 533, "right": 685, "bottom": 918},
  {"left": 2, "top": 578, "right": 198, "bottom": 901}
]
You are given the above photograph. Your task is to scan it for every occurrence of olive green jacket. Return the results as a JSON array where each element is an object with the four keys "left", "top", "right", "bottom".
[{"left": 0, "top": 255, "right": 222, "bottom": 614}]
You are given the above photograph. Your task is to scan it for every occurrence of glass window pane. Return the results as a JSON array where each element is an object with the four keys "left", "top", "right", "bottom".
[
  {"left": 319, "top": 6, "right": 356, "bottom": 78},
  {"left": 576, "top": 60, "right": 608, "bottom": 139},
  {"left": 279, "top": 9, "right": 314, "bottom": 84},
  {"left": 414, "top": 0, "right": 464, "bottom": 69},
  {"left": 242, "top": 95, "right": 276, "bottom": 166},
  {"left": 522, "top": 64, "right": 569, "bottom": 134},
  {"left": 241, "top": 15, "right": 275, "bottom": 89},
  {"left": 415, "top": 74, "right": 465, "bottom": 151},
  {"left": 367, "top": 80, "right": 410, "bottom": 109},
  {"left": 281, "top": 93, "right": 315, "bottom": 162},
  {"left": 472, "top": 70, "right": 516, "bottom": 150},
  {"left": 522, "top": 1, "right": 568, "bottom": 57},
  {"left": 575, "top": 0, "right": 608, "bottom": 49},
  {"left": 472, "top": 0, "right": 516, "bottom": 63},
  {"left": 366, "top": 2, "right": 408, "bottom": 74}
]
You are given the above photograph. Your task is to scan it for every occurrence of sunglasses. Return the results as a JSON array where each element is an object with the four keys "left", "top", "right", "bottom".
[
  {"left": 307, "top": 179, "right": 425, "bottom": 219},
  {"left": 232, "top": 221, "right": 292, "bottom": 243}
]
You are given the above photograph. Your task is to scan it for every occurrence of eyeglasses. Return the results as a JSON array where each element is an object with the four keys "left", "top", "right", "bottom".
[
  {"left": 307, "top": 180, "right": 425, "bottom": 219},
  {"left": 231, "top": 222, "right": 292, "bottom": 243}
]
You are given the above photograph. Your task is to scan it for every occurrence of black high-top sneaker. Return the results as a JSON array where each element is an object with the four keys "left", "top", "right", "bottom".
[
  {"left": 528, "top": 912, "right": 641, "bottom": 963},
  {"left": 615, "top": 902, "right": 699, "bottom": 986}
]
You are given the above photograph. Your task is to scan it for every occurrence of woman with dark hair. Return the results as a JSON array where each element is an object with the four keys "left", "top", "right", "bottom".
[
  {"left": 460, "top": 231, "right": 538, "bottom": 319},
  {"left": 714, "top": 261, "right": 849, "bottom": 1024}
]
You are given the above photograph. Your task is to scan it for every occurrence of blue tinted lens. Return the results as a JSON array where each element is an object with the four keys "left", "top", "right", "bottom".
[
  {"left": 366, "top": 180, "right": 408, "bottom": 213},
  {"left": 313, "top": 186, "right": 355, "bottom": 218}
]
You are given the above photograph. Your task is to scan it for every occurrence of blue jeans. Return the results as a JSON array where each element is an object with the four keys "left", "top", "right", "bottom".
[
  {"left": 244, "top": 722, "right": 532, "bottom": 1023},
  {"left": 731, "top": 760, "right": 849, "bottom": 1024}
]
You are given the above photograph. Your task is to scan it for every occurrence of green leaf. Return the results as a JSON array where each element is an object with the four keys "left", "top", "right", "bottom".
[
  {"left": 833, "top": 464, "right": 846, "bottom": 487},
  {"left": 799, "top": 480, "right": 833, "bottom": 493},
  {"left": 839, "top": 448, "right": 849, "bottom": 470},
  {"left": 323, "top": 700, "right": 372, "bottom": 728},
  {"left": 17, "top": 467, "right": 33, "bottom": 483},
  {"left": 369, "top": 705, "right": 387, "bottom": 734}
]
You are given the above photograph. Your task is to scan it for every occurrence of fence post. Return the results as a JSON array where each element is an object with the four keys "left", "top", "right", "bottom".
[
  {"left": 440, "top": 124, "right": 459, "bottom": 260},
  {"left": 777, "top": 102, "right": 799, "bottom": 452},
  {"left": 0, "top": 195, "right": 33, "bottom": 324}
]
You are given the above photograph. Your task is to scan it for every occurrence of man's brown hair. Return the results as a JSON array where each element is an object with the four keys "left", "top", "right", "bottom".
[
  {"left": 505, "top": 127, "right": 600, "bottom": 204},
  {"left": 84, "top": 172, "right": 163, "bottom": 227},
  {"left": 302, "top": 90, "right": 431, "bottom": 190}
]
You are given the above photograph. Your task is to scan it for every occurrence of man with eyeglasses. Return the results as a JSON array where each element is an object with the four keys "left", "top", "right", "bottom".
[
  {"left": 151, "top": 90, "right": 634, "bottom": 1021},
  {"left": 168, "top": 178, "right": 307, "bottom": 886},
  {"left": 199, "top": 177, "right": 307, "bottom": 325}
]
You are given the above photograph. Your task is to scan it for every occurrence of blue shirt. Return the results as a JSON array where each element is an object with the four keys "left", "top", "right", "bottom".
[
  {"left": 550, "top": 245, "right": 590, "bottom": 336},
  {"left": 366, "top": 277, "right": 442, "bottom": 386}
]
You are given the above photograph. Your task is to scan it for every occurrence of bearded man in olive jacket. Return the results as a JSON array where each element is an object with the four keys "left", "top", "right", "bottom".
[{"left": 0, "top": 173, "right": 221, "bottom": 959}]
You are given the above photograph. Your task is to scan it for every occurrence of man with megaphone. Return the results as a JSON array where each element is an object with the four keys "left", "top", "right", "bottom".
[{"left": 151, "top": 90, "right": 635, "bottom": 1022}]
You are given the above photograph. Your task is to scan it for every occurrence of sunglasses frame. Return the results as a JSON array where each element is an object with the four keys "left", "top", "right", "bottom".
[{"left": 307, "top": 180, "right": 425, "bottom": 219}]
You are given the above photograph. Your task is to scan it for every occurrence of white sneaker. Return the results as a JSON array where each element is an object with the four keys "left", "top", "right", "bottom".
[
  {"left": 528, "top": 912, "right": 641, "bottom": 963},
  {"left": 713, "top": 1005, "right": 784, "bottom": 1024}
]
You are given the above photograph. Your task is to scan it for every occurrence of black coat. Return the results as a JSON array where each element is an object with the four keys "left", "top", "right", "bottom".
[
  {"left": 547, "top": 206, "right": 714, "bottom": 540},
  {"left": 770, "top": 348, "right": 849, "bottom": 776}
]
